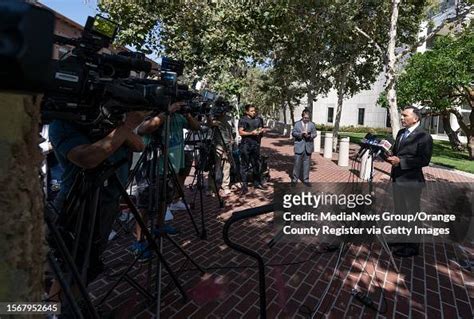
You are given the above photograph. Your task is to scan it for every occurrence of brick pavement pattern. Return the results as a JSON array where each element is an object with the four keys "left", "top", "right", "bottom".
[{"left": 90, "top": 134, "right": 474, "bottom": 318}]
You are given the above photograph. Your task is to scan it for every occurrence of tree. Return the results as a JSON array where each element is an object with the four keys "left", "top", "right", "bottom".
[
  {"left": 326, "top": 1, "right": 398, "bottom": 150},
  {"left": 0, "top": 94, "right": 44, "bottom": 304},
  {"left": 380, "top": 0, "right": 473, "bottom": 138},
  {"left": 397, "top": 27, "right": 474, "bottom": 158},
  {"left": 385, "top": 0, "right": 403, "bottom": 138},
  {"left": 99, "top": 0, "right": 430, "bottom": 139},
  {"left": 99, "top": 1, "right": 289, "bottom": 97}
]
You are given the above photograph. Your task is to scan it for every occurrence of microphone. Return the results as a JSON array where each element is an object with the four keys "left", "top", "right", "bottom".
[
  {"left": 356, "top": 133, "right": 376, "bottom": 158},
  {"left": 374, "top": 137, "right": 395, "bottom": 159},
  {"left": 356, "top": 133, "right": 380, "bottom": 158}
]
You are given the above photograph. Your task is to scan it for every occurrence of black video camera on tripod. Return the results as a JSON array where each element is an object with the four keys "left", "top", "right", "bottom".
[{"left": 40, "top": 14, "right": 197, "bottom": 127}]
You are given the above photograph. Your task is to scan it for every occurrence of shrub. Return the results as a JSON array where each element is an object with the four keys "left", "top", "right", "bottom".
[{"left": 315, "top": 124, "right": 391, "bottom": 135}]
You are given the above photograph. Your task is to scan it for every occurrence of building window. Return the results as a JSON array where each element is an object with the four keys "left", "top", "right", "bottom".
[
  {"left": 327, "top": 107, "right": 334, "bottom": 123},
  {"left": 386, "top": 111, "right": 391, "bottom": 128},
  {"left": 358, "top": 108, "right": 365, "bottom": 125}
]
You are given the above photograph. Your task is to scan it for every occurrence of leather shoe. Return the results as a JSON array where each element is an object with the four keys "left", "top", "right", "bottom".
[
  {"left": 303, "top": 182, "right": 311, "bottom": 187},
  {"left": 241, "top": 187, "right": 248, "bottom": 195}
]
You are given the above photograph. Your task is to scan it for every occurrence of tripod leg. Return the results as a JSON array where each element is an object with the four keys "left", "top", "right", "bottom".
[
  {"left": 165, "top": 234, "right": 205, "bottom": 274},
  {"left": 80, "top": 187, "right": 101, "bottom": 284},
  {"left": 198, "top": 168, "right": 207, "bottom": 240},
  {"left": 97, "top": 253, "right": 142, "bottom": 305},
  {"left": 115, "top": 176, "right": 188, "bottom": 301},
  {"left": 376, "top": 233, "right": 400, "bottom": 273},
  {"left": 155, "top": 237, "right": 163, "bottom": 318},
  {"left": 168, "top": 160, "right": 200, "bottom": 237},
  {"left": 47, "top": 252, "right": 84, "bottom": 319},
  {"left": 45, "top": 214, "right": 100, "bottom": 319},
  {"left": 210, "top": 163, "right": 224, "bottom": 208}
]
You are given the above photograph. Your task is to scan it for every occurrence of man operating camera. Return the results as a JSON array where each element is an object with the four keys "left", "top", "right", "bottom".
[
  {"left": 128, "top": 101, "right": 200, "bottom": 260},
  {"left": 206, "top": 104, "right": 234, "bottom": 196},
  {"left": 47, "top": 111, "right": 147, "bottom": 300}
]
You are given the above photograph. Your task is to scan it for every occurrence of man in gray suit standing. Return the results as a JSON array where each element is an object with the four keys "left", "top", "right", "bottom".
[{"left": 291, "top": 108, "right": 317, "bottom": 186}]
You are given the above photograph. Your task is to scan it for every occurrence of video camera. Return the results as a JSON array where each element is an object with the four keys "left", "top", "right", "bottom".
[
  {"left": 178, "top": 90, "right": 231, "bottom": 118},
  {"left": 0, "top": 2, "right": 216, "bottom": 126},
  {"left": 41, "top": 15, "right": 197, "bottom": 126},
  {"left": 192, "top": 90, "right": 231, "bottom": 117}
]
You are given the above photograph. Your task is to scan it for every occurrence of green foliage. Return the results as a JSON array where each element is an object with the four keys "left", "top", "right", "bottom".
[
  {"left": 318, "top": 125, "right": 391, "bottom": 134},
  {"left": 98, "top": 0, "right": 430, "bottom": 115},
  {"left": 397, "top": 27, "right": 474, "bottom": 111}
]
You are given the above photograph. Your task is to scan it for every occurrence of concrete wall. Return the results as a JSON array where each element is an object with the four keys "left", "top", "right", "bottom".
[{"left": 281, "top": 74, "right": 388, "bottom": 128}]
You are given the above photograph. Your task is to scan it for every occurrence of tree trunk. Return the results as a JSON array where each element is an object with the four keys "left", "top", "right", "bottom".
[
  {"left": 450, "top": 107, "right": 474, "bottom": 160},
  {"left": 309, "top": 58, "right": 318, "bottom": 119},
  {"left": 288, "top": 99, "right": 296, "bottom": 126},
  {"left": 441, "top": 113, "right": 464, "bottom": 151},
  {"left": 307, "top": 86, "right": 313, "bottom": 118},
  {"left": 0, "top": 94, "right": 44, "bottom": 304},
  {"left": 332, "top": 64, "right": 350, "bottom": 151},
  {"left": 468, "top": 135, "right": 474, "bottom": 160},
  {"left": 468, "top": 108, "right": 474, "bottom": 159},
  {"left": 281, "top": 99, "right": 287, "bottom": 124},
  {"left": 387, "top": 0, "right": 402, "bottom": 138}
]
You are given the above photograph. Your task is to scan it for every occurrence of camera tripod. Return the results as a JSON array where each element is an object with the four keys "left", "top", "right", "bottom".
[
  {"left": 308, "top": 146, "right": 400, "bottom": 317},
  {"left": 49, "top": 156, "right": 201, "bottom": 317},
  {"left": 45, "top": 205, "right": 100, "bottom": 319},
  {"left": 127, "top": 134, "right": 201, "bottom": 238},
  {"left": 98, "top": 113, "right": 205, "bottom": 318},
  {"left": 186, "top": 122, "right": 240, "bottom": 237}
]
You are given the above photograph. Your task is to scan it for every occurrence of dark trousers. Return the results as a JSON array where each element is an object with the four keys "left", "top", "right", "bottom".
[
  {"left": 392, "top": 182, "right": 422, "bottom": 251},
  {"left": 240, "top": 142, "right": 261, "bottom": 185},
  {"left": 292, "top": 151, "right": 311, "bottom": 183}
]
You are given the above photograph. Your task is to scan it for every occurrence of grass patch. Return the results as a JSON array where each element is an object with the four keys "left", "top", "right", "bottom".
[{"left": 337, "top": 132, "right": 473, "bottom": 174}]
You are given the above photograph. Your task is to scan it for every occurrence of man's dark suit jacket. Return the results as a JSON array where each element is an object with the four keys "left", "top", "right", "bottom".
[{"left": 391, "top": 125, "right": 433, "bottom": 183}]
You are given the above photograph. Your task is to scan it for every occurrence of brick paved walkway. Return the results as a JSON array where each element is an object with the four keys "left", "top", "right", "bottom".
[{"left": 90, "top": 134, "right": 474, "bottom": 318}]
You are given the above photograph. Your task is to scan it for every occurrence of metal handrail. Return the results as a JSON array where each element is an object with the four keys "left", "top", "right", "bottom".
[{"left": 223, "top": 204, "right": 274, "bottom": 319}]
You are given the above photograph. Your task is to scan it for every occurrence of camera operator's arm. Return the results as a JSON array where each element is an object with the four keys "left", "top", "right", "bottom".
[
  {"left": 66, "top": 112, "right": 145, "bottom": 169},
  {"left": 206, "top": 115, "right": 217, "bottom": 127},
  {"left": 137, "top": 113, "right": 166, "bottom": 135},
  {"left": 137, "top": 102, "right": 186, "bottom": 135},
  {"left": 184, "top": 112, "right": 201, "bottom": 131}
]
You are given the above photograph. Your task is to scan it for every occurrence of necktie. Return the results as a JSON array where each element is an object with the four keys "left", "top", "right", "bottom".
[{"left": 400, "top": 129, "right": 409, "bottom": 142}]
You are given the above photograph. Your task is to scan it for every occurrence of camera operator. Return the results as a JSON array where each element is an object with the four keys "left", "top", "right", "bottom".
[
  {"left": 129, "top": 101, "right": 200, "bottom": 258},
  {"left": 206, "top": 107, "right": 234, "bottom": 196},
  {"left": 238, "top": 104, "right": 266, "bottom": 194},
  {"left": 47, "top": 111, "right": 147, "bottom": 300}
]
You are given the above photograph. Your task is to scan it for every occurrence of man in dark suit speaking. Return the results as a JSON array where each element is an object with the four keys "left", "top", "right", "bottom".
[
  {"left": 386, "top": 106, "right": 433, "bottom": 257},
  {"left": 291, "top": 108, "right": 317, "bottom": 186}
]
